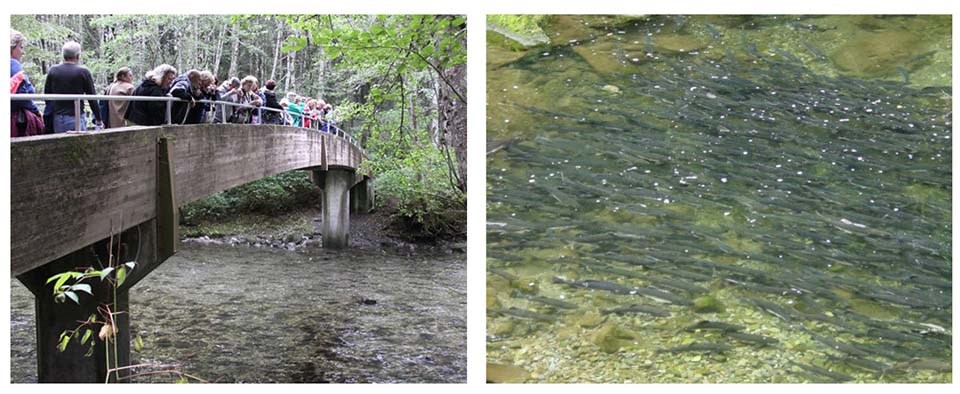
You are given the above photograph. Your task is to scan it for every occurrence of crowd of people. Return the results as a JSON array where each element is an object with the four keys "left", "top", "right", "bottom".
[{"left": 11, "top": 30, "right": 338, "bottom": 137}]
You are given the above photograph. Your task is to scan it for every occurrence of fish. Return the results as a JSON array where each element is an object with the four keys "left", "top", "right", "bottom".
[
  {"left": 656, "top": 342, "right": 733, "bottom": 354},
  {"left": 829, "top": 355, "right": 891, "bottom": 374},
  {"left": 705, "top": 24, "right": 723, "bottom": 41},
  {"left": 891, "top": 358, "right": 952, "bottom": 373},
  {"left": 684, "top": 320, "right": 744, "bottom": 332},
  {"left": 801, "top": 41, "right": 828, "bottom": 61},
  {"left": 897, "top": 65, "right": 910, "bottom": 85},
  {"left": 489, "top": 267, "right": 518, "bottom": 281},
  {"left": 801, "top": 328, "right": 872, "bottom": 358},
  {"left": 493, "top": 307, "right": 556, "bottom": 323},
  {"left": 724, "top": 331, "right": 779, "bottom": 346},
  {"left": 748, "top": 298, "right": 795, "bottom": 321},
  {"left": 601, "top": 303, "right": 671, "bottom": 317},
  {"left": 552, "top": 277, "right": 638, "bottom": 295},
  {"left": 788, "top": 361, "right": 854, "bottom": 382},
  {"left": 632, "top": 286, "right": 693, "bottom": 306},
  {"left": 866, "top": 328, "right": 923, "bottom": 342},
  {"left": 486, "top": 137, "right": 521, "bottom": 156},
  {"left": 511, "top": 291, "right": 578, "bottom": 310}
]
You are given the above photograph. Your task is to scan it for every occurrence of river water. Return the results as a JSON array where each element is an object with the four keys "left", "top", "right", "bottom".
[
  {"left": 11, "top": 243, "right": 466, "bottom": 383},
  {"left": 487, "top": 15, "right": 951, "bottom": 383}
]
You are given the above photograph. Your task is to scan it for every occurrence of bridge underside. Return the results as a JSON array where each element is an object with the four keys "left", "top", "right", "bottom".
[{"left": 11, "top": 124, "right": 370, "bottom": 382}]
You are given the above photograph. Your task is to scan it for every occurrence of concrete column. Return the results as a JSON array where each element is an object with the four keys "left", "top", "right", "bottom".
[
  {"left": 17, "top": 246, "right": 131, "bottom": 383},
  {"left": 321, "top": 169, "right": 353, "bottom": 248},
  {"left": 350, "top": 179, "right": 370, "bottom": 214}
]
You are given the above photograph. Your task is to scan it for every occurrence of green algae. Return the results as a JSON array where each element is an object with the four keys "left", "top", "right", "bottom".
[{"left": 692, "top": 295, "right": 725, "bottom": 313}]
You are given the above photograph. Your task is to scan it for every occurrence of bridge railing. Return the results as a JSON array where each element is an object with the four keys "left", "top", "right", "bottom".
[{"left": 11, "top": 93, "right": 361, "bottom": 147}]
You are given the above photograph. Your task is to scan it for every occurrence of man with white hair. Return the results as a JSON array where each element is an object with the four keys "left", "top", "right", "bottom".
[{"left": 43, "top": 40, "right": 102, "bottom": 132}]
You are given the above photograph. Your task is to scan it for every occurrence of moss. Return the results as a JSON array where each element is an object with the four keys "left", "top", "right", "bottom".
[
  {"left": 63, "top": 135, "right": 96, "bottom": 167},
  {"left": 594, "top": 208, "right": 658, "bottom": 226},
  {"left": 693, "top": 295, "right": 725, "bottom": 313},
  {"left": 850, "top": 298, "right": 899, "bottom": 320},
  {"left": 831, "top": 30, "right": 922, "bottom": 77},
  {"left": 903, "top": 183, "right": 950, "bottom": 206},
  {"left": 722, "top": 231, "right": 764, "bottom": 254}
]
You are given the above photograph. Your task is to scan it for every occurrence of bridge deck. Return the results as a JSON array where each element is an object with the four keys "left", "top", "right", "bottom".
[{"left": 11, "top": 124, "right": 367, "bottom": 276}]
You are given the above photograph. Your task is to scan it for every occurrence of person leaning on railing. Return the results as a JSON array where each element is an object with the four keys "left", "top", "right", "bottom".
[
  {"left": 124, "top": 64, "right": 177, "bottom": 126},
  {"left": 235, "top": 75, "right": 262, "bottom": 124},
  {"left": 194, "top": 71, "right": 218, "bottom": 124},
  {"left": 214, "top": 77, "right": 241, "bottom": 123},
  {"left": 168, "top": 69, "right": 201, "bottom": 125},
  {"left": 10, "top": 28, "right": 43, "bottom": 136}
]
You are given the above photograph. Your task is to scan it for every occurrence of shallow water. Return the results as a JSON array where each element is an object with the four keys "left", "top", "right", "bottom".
[
  {"left": 487, "top": 15, "right": 951, "bottom": 383},
  {"left": 11, "top": 243, "right": 466, "bottom": 383}
]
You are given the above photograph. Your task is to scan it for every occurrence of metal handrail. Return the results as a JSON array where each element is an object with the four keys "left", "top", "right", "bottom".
[{"left": 12, "top": 93, "right": 360, "bottom": 147}]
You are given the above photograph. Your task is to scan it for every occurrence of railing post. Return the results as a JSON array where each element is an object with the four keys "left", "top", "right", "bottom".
[
  {"left": 165, "top": 101, "right": 172, "bottom": 125},
  {"left": 157, "top": 137, "right": 179, "bottom": 260},
  {"left": 73, "top": 98, "right": 81, "bottom": 132}
]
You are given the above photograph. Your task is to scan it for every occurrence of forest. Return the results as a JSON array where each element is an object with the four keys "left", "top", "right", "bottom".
[{"left": 12, "top": 14, "right": 467, "bottom": 238}]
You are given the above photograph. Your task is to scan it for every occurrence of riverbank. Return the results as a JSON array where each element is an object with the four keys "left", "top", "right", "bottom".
[{"left": 180, "top": 207, "right": 466, "bottom": 256}]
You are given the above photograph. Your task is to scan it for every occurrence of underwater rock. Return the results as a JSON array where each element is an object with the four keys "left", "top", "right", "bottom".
[
  {"left": 571, "top": 41, "right": 646, "bottom": 75},
  {"left": 653, "top": 34, "right": 709, "bottom": 53},
  {"left": 591, "top": 324, "right": 635, "bottom": 353},
  {"left": 486, "top": 291, "right": 502, "bottom": 309},
  {"left": 510, "top": 277, "right": 540, "bottom": 294},
  {"left": 574, "top": 311, "right": 606, "bottom": 328},
  {"left": 489, "top": 320, "right": 515, "bottom": 337},
  {"left": 601, "top": 85, "right": 622, "bottom": 94},
  {"left": 487, "top": 15, "right": 550, "bottom": 48},
  {"left": 487, "top": 31, "right": 530, "bottom": 69},
  {"left": 831, "top": 30, "right": 922, "bottom": 77},
  {"left": 486, "top": 362, "right": 532, "bottom": 383},
  {"left": 543, "top": 15, "right": 601, "bottom": 45},
  {"left": 577, "top": 15, "right": 649, "bottom": 30},
  {"left": 692, "top": 295, "right": 725, "bottom": 313}
]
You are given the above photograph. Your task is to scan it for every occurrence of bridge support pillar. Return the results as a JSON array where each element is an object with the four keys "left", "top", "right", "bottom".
[
  {"left": 319, "top": 169, "right": 353, "bottom": 248},
  {"left": 17, "top": 244, "right": 133, "bottom": 382},
  {"left": 350, "top": 178, "right": 372, "bottom": 214}
]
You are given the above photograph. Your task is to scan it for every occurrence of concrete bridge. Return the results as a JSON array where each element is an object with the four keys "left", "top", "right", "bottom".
[{"left": 11, "top": 123, "right": 372, "bottom": 382}]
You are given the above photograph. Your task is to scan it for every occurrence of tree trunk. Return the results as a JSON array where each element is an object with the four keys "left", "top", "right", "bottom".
[
  {"left": 228, "top": 23, "right": 240, "bottom": 78},
  {"left": 285, "top": 49, "right": 296, "bottom": 93},
  {"left": 270, "top": 25, "right": 282, "bottom": 81},
  {"left": 213, "top": 23, "right": 225, "bottom": 79},
  {"left": 439, "top": 63, "right": 467, "bottom": 193}
]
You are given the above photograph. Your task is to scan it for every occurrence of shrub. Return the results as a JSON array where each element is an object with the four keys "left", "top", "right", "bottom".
[{"left": 182, "top": 171, "right": 319, "bottom": 222}]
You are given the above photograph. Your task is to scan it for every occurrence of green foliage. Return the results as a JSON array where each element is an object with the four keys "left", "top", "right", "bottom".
[
  {"left": 365, "top": 126, "right": 466, "bottom": 239},
  {"left": 14, "top": 14, "right": 468, "bottom": 239},
  {"left": 280, "top": 15, "right": 467, "bottom": 238},
  {"left": 182, "top": 171, "right": 320, "bottom": 221}
]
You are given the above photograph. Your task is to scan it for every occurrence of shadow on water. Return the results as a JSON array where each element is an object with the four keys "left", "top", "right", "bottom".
[{"left": 11, "top": 243, "right": 466, "bottom": 383}]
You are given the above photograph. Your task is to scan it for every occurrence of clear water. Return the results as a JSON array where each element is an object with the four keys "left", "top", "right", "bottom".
[
  {"left": 11, "top": 243, "right": 466, "bottom": 383},
  {"left": 487, "top": 15, "right": 951, "bottom": 383}
]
